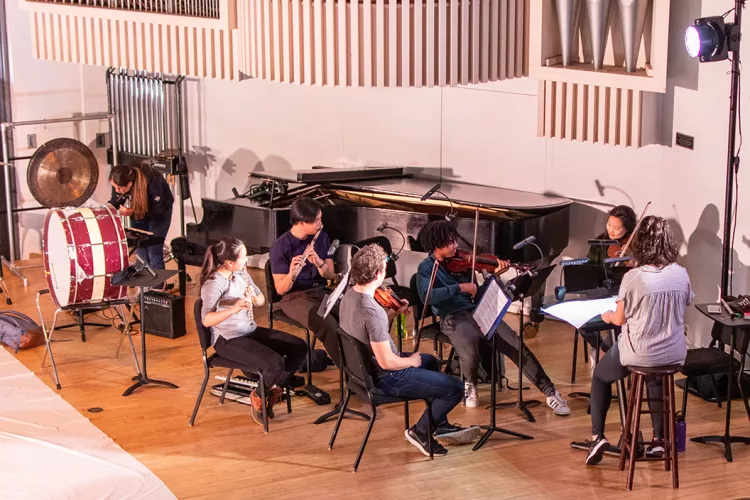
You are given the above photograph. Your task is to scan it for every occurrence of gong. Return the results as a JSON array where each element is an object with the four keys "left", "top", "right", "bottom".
[{"left": 27, "top": 138, "right": 99, "bottom": 208}]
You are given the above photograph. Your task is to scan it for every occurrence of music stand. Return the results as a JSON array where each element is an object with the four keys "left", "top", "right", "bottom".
[
  {"left": 494, "top": 265, "right": 556, "bottom": 423},
  {"left": 472, "top": 277, "right": 534, "bottom": 451},
  {"left": 114, "top": 268, "right": 180, "bottom": 396}
]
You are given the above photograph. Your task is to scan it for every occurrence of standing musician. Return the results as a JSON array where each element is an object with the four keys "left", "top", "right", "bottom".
[
  {"left": 109, "top": 163, "right": 175, "bottom": 272},
  {"left": 416, "top": 220, "right": 570, "bottom": 415},
  {"left": 586, "top": 216, "right": 692, "bottom": 465},
  {"left": 340, "top": 243, "right": 479, "bottom": 456},
  {"left": 200, "top": 237, "right": 308, "bottom": 426},
  {"left": 269, "top": 197, "right": 340, "bottom": 367},
  {"left": 583, "top": 205, "right": 637, "bottom": 369}
]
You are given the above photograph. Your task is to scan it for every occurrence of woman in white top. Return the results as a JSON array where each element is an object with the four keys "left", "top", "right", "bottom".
[{"left": 586, "top": 216, "right": 693, "bottom": 465}]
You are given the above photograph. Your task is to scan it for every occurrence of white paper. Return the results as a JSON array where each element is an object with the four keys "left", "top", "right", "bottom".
[
  {"left": 472, "top": 279, "right": 510, "bottom": 337},
  {"left": 323, "top": 272, "right": 349, "bottom": 319},
  {"left": 542, "top": 296, "right": 618, "bottom": 329}
]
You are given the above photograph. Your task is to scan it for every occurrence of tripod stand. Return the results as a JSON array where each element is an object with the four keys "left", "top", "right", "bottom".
[{"left": 494, "top": 266, "right": 555, "bottom": 423}]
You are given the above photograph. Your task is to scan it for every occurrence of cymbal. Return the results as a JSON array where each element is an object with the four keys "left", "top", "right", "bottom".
[{"left": 27, "top": 138, "right": 99, "bottom": 208}]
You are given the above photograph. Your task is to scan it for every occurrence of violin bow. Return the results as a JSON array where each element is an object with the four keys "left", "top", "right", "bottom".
[
  {"left": 616, "top": 201, "right": 651, "bottom": 267},
  {"left": 415, "top": 259, "right": 440, "bottom": 352},
  {"left": 470, "top": 207, "right": 479, "bottom": 284}
]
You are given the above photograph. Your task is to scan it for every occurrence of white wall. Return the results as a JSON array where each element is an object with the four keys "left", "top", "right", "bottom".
[{"left": 5, "top": 0, "right": 748, "bottom": 346}]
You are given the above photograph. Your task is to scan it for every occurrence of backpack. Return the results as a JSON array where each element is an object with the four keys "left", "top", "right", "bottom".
[{"left": 0, "top": 311, "right": 45, "bottom": 353}]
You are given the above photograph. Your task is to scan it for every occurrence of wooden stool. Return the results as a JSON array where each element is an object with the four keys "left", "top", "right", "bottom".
[{"left": 619, "top": 364, "right": 680, "bottom": 491}]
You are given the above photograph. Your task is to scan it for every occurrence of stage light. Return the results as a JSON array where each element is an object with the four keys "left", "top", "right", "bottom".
[{"left": 685, "top": 16, "right": 741, "bottom": 62}]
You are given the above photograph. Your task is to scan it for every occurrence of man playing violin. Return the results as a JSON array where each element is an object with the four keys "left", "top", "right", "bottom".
[
  {"left": 340, "top": 243, "right": 480, "bottom": 456},
  {"left": 270, "top": 197, "right": 340, "bottom": 367},
  {"left": 416, "top": 220, "right": 570, "bottom": 415}
]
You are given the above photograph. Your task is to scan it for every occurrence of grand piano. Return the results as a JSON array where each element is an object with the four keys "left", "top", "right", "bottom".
[{"left": 172, "top": 167, "right": 572, "bottom": 322}]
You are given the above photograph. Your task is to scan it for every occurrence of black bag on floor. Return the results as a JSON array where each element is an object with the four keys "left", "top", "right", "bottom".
[
  {"left": 299, "top": 348, "right": 332, "bottom": 373},
  {"left": 677, "top": 372, "right": 750, "bottom": 403}
]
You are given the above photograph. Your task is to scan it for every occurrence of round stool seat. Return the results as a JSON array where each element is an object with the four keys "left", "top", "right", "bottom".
[{"left": 627, "top": 364, "right": 681, "bottom": 376}]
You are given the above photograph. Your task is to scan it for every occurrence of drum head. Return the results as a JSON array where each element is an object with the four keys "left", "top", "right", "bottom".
[{"left": 44, "top": 210, "right": 74, "bottom": 308}]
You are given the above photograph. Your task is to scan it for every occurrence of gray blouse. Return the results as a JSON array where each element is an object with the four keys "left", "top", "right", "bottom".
[
  {"left": 617, "top": 263, "right": 694, "bottom": 367},
  {"left": 200, "top": 271, "right": 262, "bottom": 346}
]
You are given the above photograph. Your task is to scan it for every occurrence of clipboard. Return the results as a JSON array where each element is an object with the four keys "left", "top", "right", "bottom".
[{"left": 472, "top": 277, "right": 512, "bottom": 340}]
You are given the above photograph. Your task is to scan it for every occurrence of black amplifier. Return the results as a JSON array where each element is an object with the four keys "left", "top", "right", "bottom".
[{"left": 142, "top": 291, "right": 186, "bottom": 339}]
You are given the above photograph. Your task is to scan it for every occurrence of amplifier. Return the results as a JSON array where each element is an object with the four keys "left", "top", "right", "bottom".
[{"left": 142, "top": 291, "right": 186, "bottom": 339}]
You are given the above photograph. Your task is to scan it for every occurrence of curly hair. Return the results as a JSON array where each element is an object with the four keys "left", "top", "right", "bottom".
[
  {"left": 630, "top": 216, "right": 678, "bottom": 267},
  {"left": 418, "top": 220, "right": 459, "bottom": 253},
  {"left": 350, "top": 244, "right": 387, "bottom": 286}
]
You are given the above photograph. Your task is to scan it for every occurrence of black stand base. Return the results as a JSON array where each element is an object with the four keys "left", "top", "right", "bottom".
[
  {"left": 691, "top": 435, "right": 750, "bottom": 462},
  {"left": 123, "top": 375, "right": 179, "bottom": 397},
  {"left": 493, "top": 400, "right": 541, "bottom": 423},
  {"left": 473, "top": 425, "right": 534, "bottom": 451},
  {"left": 297, "top": 384, "right": 331, "bottom": 405},
  {"left": 313, "top": 402, "right": 369, "bottom": 425}
]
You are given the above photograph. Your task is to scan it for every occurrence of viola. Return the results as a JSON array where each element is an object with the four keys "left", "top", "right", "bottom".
[
  {"left": 445, "top": 249, "right": 528, "bottom": 275},
  {"left": 374, "top": 286, "right": 406, "bottom": 312}
]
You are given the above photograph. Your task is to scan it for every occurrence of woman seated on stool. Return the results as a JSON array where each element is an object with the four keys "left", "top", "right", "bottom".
[
  {"left": 586, "top": 216, "right": 693, "bottom": 465},
  {"left": 200, "top": 236, "right": 308, "bottom": 425}
]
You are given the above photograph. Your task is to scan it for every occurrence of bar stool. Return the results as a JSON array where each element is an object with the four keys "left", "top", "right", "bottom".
[{"left": 619, "top": 364, "right": 680, "bottom": 491}]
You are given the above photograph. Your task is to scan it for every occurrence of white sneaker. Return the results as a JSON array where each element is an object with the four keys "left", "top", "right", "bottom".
[
  {"left": 546, "top": 390, "right": 571, "bottom": 416},
  {"left": 464, "top": 381, "right": 478, "bottom": 408}
]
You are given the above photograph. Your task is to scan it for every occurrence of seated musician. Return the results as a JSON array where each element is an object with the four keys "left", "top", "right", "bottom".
[
  {"left": 416, "top": 220, "right": 570, "bottom": 415},
  {"left": 583, "top": 205, "right": 637, "bottom": 371},
  {"left": 269, "top": 197, "right": 340, "bottom": 367},
  {"left": 586, "top": 216, "right": 692, "bottom": 465},
  {"left": 109, "top": 163, "right": 174, "bottom": 272},
  {"left": 200, "top": 236, "right": 308, "bottom": 426},
  {"left": 340, "top": 243, "right": 480, "bottom": 456}
]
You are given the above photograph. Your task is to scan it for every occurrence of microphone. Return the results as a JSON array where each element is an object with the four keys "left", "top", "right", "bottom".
[
  {"left": 512, "top": 236, "right": 536, "bottom": 250},
  {"left": 604, "top": 256, "right": 632, "bottom": 265},
  {"left": 420, "top": 182, "right": 441, "bottom": 201},
  {"left": 135, "top": 254, "right": 157, "bottom": 278},
  {"left": 560, "top": 257, "right": 591, "bottom": 267},
  {"left": 595, "top": 179, "right": 605, "bottom": 196},
  {"left": 327, "top": 239, "right": 340, "bottom": 257},
  {"left": 376, "top": 222, "right": 388, "bottom": 232}
]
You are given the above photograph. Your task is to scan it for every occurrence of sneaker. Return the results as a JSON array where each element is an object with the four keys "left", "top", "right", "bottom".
[
  {"left": 646, "top": 439, "right": 665, "bottom": 457},
  {"left": 546, "top": 390, "right": 571, "bottom": 416},
  {"left": 434, "top": 423, "right": 481, "bottom": 445},
  {"left": 266, "top": 387, "right": 284, "bottom": 419},
  {"left": 586, "top": 436, "right": 610, "bottom": 465},
  {"left": 405, "top": 426, "right": 448, "bottom": 457},
  {"left": 464, "top": 381, "right": 478, "bottom": 408},
  {"left": 250, "top": 389, "right": 264, "bottom": 426}
]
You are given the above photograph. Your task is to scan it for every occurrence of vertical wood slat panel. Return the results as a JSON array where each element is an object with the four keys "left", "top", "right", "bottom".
[
  {"left": 376, "top": 0, "right": 384, "bottom": 87},
  {"left": 414, "top": 0, "right": 422, "bottom": 87},
  {"left": 363, "top": 0, "right": 372, "bottom": 87},
  {"left": 499, "top": 0, "right": 507, "bottom": 80},
  {"left": 426, "top": 0, "right": 435, "bottom": 87},
  {"left": 339, "top": 0, "right": 348, "bottom": 86},
  {"left": 402, "top": 0, "right": 410, "bottom": 87},
  {"left": 460, "top": 0, "right": 468, "bottom": 85},
  {"left": 437, "top": 0, "right": 445, "bottom": 86},
  {"left": 352, "top": 0, "right": 360, "bottom": 86},
  {"left": 322, "top": 0, "right": 331, "bottom": 85},
  {"left": 388, "top": 0, "right": 396, "bottom": 87},
  {"left": 449, "top": 0, "right": 457, "bottom": 86}
]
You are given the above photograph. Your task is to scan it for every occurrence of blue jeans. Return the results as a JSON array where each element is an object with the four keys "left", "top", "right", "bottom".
[
  {"left": 131, "top": 209, "right": 172, "bottom": 270},
  {"left": 375, "top": 353, "right": 463, "bottom": 436}
]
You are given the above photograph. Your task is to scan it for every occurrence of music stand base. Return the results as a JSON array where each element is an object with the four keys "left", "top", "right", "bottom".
[
  {"left": 473, "top": 425, "right": 533, "bottom": 451},
  {"left": 123, "top": 375, "right": 179, "bottom": 397},
  {"left": 313, "top": 403, "right": 369, "bottom": 425},
  {"left": 691, "top": 435, "right": 750, "bottom": 462},
  {"left": 493, "top": 400, "right": 541, "bottom": 423},
  {"left": 296, "top": 384, "right": 331, "bottom": 406}
]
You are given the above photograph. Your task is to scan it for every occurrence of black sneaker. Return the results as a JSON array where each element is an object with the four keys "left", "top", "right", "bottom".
[
  {"left": 405, "top": 426, "right": 448, "bottom": 457},
  {"left": 586, "top": 436, "right": 610, "bottom": 465},
  {"left": 434, "top": 423, "right": 481, "bottom": 445},
  {"left": 646, "top": 439, "right": 665, "bottom": 457}
]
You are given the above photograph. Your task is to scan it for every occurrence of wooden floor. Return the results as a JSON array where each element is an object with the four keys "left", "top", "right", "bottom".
[{"left": 2, "top": 261, "right": 749, "bottom": 499}]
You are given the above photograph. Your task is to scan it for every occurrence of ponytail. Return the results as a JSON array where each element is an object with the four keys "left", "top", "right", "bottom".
[
  {"left": 109, "top": 164, "right": 149, "bottom": 220},
  {"left": 199, "top": 237, "right": 246, "bottom": 286},
  {"left": 200, "top": 245, "right": 218, "bottom": 286}
]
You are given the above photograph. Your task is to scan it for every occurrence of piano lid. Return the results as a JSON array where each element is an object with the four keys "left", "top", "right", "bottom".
[{"left": 252, "top": 169, "right": 571, "bottom": 213}]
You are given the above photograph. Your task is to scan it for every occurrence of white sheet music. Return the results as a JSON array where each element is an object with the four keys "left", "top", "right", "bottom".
[
  {"left": 542, "top": 296, "right": 618, "bottom": 329},
  {"left": 472, "top": 279, "right": 511, "bottom": 337},
  {"left": 323, "top": 272, "right": 349, "bottom": 319}
]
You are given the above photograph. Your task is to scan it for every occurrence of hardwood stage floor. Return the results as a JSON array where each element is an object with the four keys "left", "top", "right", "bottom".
[{"left": 2, "top": 262, "right": 749, "bottom": 499}]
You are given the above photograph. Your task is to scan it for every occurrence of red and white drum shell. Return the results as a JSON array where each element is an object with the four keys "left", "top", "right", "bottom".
[{"left": 43, "top": 205, "right": 130, "bottom": 308}]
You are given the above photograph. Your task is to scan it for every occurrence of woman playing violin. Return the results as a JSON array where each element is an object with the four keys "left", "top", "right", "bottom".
[{"left": 587, "top": 205, "right": 637, "bottom": 265}]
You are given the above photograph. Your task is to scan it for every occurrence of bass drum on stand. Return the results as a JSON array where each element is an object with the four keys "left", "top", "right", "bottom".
[{"left": 43, "top": 205, "right": 130, "bottom": 308}]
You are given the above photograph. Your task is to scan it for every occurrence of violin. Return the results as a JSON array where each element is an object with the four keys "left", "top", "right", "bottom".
[
  {"left": 374, "top": 286, "right": 406, "bottom": 312},
  {"left": 445, "top": 249, "right": 528, "bottom": 275}
]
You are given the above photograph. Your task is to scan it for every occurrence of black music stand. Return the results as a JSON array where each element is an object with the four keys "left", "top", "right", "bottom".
[
  {"left": 115, "top": 268, "right": 180, "bottom": 396},
  {"left": 472, "top": 277, "right": 534, "bottom": 451},
  {"left": 493, "top": 265, "right": 555, "bottom": 423}
]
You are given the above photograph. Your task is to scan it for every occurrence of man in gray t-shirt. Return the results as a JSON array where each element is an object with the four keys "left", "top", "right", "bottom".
[{"left": 338, "top": 244, "right": 480, "bottom": 457}]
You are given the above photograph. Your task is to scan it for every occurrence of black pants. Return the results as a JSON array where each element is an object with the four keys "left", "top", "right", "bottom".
[
  {"left": 214, "top": 328, "right": 308, "bottom": 389},
  {"left": 279, "top": 287, "right": 341, "bottom": 368},
  {"left": 591, "top": 343, "right": 664, "bottom": 439}
]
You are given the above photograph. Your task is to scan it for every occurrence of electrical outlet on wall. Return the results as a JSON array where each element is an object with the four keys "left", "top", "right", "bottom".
[
  {"left": 27, "top": 134, "right": 37, "bottom": 149},
  {"left": 95, "top": 133, "right": 106, "bottom": 148}
]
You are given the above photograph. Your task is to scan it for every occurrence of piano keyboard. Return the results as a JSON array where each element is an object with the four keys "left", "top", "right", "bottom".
[{"left": 210, "top": 375, "right": 295, "bottom": 406}]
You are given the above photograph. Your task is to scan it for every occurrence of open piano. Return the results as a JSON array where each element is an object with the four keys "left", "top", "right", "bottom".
[{"left": 172, "top": 167, "right": 572, "bottom": 322}]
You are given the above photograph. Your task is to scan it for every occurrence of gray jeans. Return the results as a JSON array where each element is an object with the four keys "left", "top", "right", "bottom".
[{"left": 440, "top": 310, "right": 556, "bottom": 397}]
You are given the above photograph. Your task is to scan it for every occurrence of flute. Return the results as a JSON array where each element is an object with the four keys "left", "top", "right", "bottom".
[{"left": 291, "top": 226, "right": 323, "bottom": 281}]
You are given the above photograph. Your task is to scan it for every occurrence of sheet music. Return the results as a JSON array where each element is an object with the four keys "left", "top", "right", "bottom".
[
  {"left": 472, "top": 279, "right": 511, "bottom": 337},
  {"left": 542, "top": 296, "right": 618, "bottom": 329},
  {"left": 323, "top": 272, "right": 349, "bottom": 319}
]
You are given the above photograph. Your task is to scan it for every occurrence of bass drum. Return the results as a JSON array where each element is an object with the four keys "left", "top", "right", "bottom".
[{"left": 43, "top": 205, "right": 130, "bottom": 308}]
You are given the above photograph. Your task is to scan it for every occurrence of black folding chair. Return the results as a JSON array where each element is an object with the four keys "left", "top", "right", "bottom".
[
  {"left": 328, "top": 328, "right": 434, "bottom": 472},
  {"left": 189, "top": 299, "right": 292, "bottom": 433}
]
